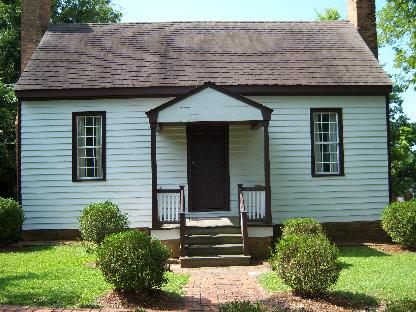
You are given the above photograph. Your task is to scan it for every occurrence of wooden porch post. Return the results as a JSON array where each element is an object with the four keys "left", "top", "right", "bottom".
[
  {"left": 263, "top": 120, "right": 272, "bottom": 224},
  {"left": 149, "top": 118, "right": 159, "bottom": 228}
]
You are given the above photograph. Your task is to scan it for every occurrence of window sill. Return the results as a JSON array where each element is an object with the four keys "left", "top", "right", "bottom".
[
  {"left": 311, "top": 173, "right": 345, "bottom": 178},
  {"left": 72, "top": 178, "right": 106, "bottom": 182}
]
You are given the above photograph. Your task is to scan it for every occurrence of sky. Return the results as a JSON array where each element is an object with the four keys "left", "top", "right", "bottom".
[{"left": 113, "top": 0, "right": 415, "bottom": 121}]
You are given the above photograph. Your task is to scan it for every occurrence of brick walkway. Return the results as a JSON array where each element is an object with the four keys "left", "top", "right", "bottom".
[
  {"left": 0, "top": 263, "right": 270, "bottom": 312},
  {"left": 175, "top": 263, "right": 269, "bottom": 311}
]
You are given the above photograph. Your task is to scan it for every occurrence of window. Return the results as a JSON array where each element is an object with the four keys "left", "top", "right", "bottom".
[
  {"left": 72, "top": 112, "right": 106, "bottom": 181},
  {"left": 310, "top": 108, "right": 344, "bottom": 176}
]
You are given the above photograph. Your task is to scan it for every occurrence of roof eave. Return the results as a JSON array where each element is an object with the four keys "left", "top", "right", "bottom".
[{"left": 15, "top": 84, "right": 393, "bottom": 101}]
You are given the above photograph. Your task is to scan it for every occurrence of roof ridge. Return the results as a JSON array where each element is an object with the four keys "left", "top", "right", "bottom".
[{"left": 48, "top": 20, "right": 351, "bottom": 27}]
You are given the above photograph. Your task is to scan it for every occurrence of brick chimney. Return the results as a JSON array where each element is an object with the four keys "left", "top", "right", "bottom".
[
  {"left": 21, "top": 0, "right": 51, "bottom": 72},
  {"left": 347, "top": 0, "right": 378, "bottom": 58}
]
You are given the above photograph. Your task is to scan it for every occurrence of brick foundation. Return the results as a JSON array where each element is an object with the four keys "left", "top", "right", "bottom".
[
  {"left": 323, "top": 221, "right": 391, "bottom": 244},
  {"left": 21, "top": 229, "right": 80, "bottom": 241},
  {"left": 248, "top": 236, "right": 272, "bottom": 259},
  {"left": 21, "top": 228, "right": 151, "bottom": 242},
  {"left": 160, "top": 239, "right": 180, "bottom": 258},
  {"left": 273, "top": 220, "right": 391, "bottom": 244}
]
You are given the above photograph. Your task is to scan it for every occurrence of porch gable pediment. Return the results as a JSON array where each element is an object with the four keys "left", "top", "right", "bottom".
[{"left": 146, "top": 82, "right": 272, "bottom": 124}]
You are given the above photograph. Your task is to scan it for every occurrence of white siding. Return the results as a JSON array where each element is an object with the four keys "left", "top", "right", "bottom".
[
  {"left": 21, "top": 98, "right": 167, "bottom": 229},
  {"left": 229, "top": 124, "right": 264, "bottom": 212},
  {"left": 156, "top": 125, "right": 188, "bottom": 210},
  {"left": 249, "top": 95, "right": 389, "bottom": 223},
  {"left": 158, "top": 87, "right": 263, "bottom": 123},
  {"left": 21, "top": 95, "right": 389, "bottom": 229}
]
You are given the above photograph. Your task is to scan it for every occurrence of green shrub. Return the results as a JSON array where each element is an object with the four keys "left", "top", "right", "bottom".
[
  {"left": 219, "top": 301, "right": 268, "bottom": 312},
  {"left": 97, "top": 230, "right": 170, "bottom": 292},
  {"left": 79, "top": 200, "right": 129, "bottom": 244},
  {"left": 271, "top": 234, "right": 341, "bottom": 297},
  {"left": 0, "top": 198, "right": 24, "bottom": 244},
  {"left": 281, "top": 218, "right": 324, "bottom": 236},
  {"left": 382, "top": 200, "right": 416, "bottom": 249}
]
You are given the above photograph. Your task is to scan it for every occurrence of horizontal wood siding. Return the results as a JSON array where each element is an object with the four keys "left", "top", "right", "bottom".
[
  {"left": 156, "top": 125, "right": 188, "bottom": 211},
  {"left": 249, "top": 96, "right": 389, "bottom": 223},
  {"left": 229, "top": 124, "right": 264, "bottom": 213},
  {"left": 21, "top": 95, "right": 388, "bottom": 229},
  {"left": 21, "top": 98, "right": 168, "bottom": 229}
]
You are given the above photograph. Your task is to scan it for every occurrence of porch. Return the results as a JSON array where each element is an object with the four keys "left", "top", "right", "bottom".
[{"left": 146, "top": 82, "right": 274, "bottom": 265}]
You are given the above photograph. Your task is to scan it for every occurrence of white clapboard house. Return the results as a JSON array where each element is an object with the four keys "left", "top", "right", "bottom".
[{"left": 15, "top": 0, "right": 392, "bottom": 265}]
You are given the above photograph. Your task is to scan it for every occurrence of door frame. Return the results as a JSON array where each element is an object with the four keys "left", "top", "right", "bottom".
[{"left": 186, "top": 122, "right": 230, "bottom": 212}]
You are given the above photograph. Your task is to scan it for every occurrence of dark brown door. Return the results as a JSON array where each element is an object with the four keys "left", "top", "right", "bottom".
[{"left": 188, "top": 125, "right": 229, "bottom": 211}]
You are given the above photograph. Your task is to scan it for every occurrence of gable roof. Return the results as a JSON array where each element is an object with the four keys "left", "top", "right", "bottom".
[
  {"left": 146, "top": 82, "right": 273, "bottom": 122},
  {"left": 15, "top": 21, "right": 392, "bottom": 99}
]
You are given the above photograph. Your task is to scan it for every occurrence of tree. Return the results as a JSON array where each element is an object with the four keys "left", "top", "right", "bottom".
[
  {"left": 0, "top": 0, "right": 122, "bottom": 198},
  {"left": 378, "top": 0, "right": 416, "bottom": 90},
  {"left": 316, "top": 8, "right": 342, "bottom": 21},
  {"left": 52, "top": 0, "right": 122, "bottom": 24},
  {"left": 389, "top": 85, "right": 416, "bottom": 198},
  {"left": 379, "top": 0, "right": 416, "bottom": 197}
]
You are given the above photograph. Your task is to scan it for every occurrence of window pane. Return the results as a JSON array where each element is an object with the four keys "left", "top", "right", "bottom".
[
  {"left": 76, "top": 115, "right": 103, "bottom": 180},
  {"left": 313, "top": 111, "right": 340, "bottom": 174}
]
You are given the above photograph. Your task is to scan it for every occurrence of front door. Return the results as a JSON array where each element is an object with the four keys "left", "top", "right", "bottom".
[{"left": 188, "top": 124, "right": 229, "bottom": 211}]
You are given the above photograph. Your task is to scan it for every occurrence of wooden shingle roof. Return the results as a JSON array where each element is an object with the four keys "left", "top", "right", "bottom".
[{"left": 16, "top": 21, "right": 392, "bottom": 98}]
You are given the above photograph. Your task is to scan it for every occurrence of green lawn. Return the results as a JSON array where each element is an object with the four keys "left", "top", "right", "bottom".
[
  {"left": 0, "top": 244, "right": 188, "bottom": 308},
  {"left": 260, "top": 246, "right": 416, "bottom": 307}
]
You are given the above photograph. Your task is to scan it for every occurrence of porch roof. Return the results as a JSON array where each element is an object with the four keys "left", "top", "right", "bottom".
[{"left": 146, "top": 82, "right": 273, "bottom": 124}]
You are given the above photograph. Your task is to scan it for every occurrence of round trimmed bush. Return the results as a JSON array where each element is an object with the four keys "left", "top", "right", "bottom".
[
  {"left": 382, "top": 200, "right": 416, "bottom": 249},
  {"left": 281, "top": 218, "right": 324, "bottom": 236},
  {"left": 0, "top": 198, "right": 24, "bottom": 244},
  {"left": 272, "top": 234, "right": 341, "bottom": 297},
  {"left": 79, "top": 200, "right": 129, "bottom": 244},
  {"left": 97, "top": 230, "right": 170, "bottom": 292}
]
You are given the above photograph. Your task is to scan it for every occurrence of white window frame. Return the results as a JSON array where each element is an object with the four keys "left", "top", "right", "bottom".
[
  {"left": 72, "top": 111, "right": 106, "bottom": 182},
  {"left": 311, "top": 108, "right": 344, "bottom": 176}
]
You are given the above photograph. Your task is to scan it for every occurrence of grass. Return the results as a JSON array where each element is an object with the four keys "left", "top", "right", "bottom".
[
  {"left": 0, "top": 244, "right": 188, "bottom": 308},
  {"left": 162, "top": 271, "right": 189, "bottom": 297},
  {"left": 259, "top": 246, "right": 416, "bottom": 307}
]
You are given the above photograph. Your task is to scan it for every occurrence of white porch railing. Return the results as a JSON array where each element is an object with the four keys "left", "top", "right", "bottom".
[
  {"left": 239, "top": 185, "right": 266, "bottom": 221},
  {"left": 157, "top": 186, "right": 185, "bottom": 223}
]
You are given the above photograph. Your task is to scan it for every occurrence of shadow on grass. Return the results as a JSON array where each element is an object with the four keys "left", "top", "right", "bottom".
[
  {"left": 339, "top": 260, "right": 353, "bottom": 269},
  {"left": 385, "top": 300, "right": 416, "bottom": 312},
  {"left": 330, "top": 290, "right": 379, "bottom": 308},
  {"left": 0, "top": 245, "right": 54, "bottom": 253},
  {"left": 339, "top": 245, "right": 390, "bottom": 257}
]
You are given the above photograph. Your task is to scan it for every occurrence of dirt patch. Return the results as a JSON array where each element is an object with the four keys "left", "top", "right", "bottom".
[
  {"left": 97, "top": 290, "right": 185, "bottom": 312},
  {"left": 263, "top": 291, "right": 376, "bottom": 312},
  {"left": 365, "top": 243, "right": 410, "bottom": 254}
]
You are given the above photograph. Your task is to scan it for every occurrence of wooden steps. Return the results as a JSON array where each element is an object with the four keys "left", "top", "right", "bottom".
[{"left": 180, "top": 223, "right": 251, "bottom": 267}]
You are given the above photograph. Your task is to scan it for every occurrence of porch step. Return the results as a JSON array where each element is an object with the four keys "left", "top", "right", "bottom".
[
  {"left": 186, "top": 244, "right": 244, "bottom": 256},
  {"left": 180, "top": 255, "right": 251, "bottom": 268},
  {"left": 186, "top": 234, "right": 243, "bottom": 245},
  {"left": 186, "top": 226, "right": 241, "bottom": 235}
]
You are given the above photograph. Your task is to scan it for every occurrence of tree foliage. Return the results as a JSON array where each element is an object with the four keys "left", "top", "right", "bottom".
[
  {"left": 378, "top": 0, "right": 416, "bottom": 89},
  {"left": 52, "top": 0, "right": 121, "bottom": 24},
  {"left": 389, "top": 86, "right": 416, "bottom": 197},
  {"left": 0, "top": 0, "right": 121, "bottom": 198},
  {"left": 316, "top": 8, "right": 342, "bottom": 21}
]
